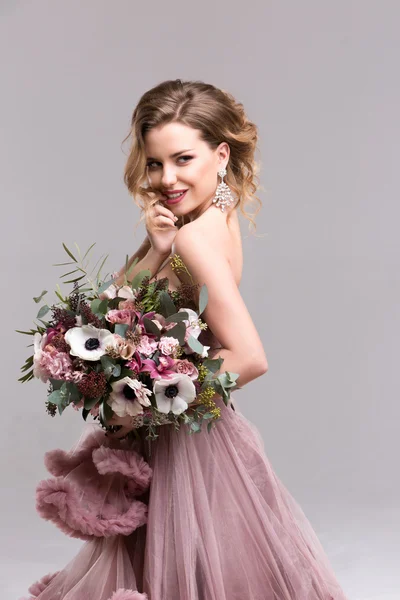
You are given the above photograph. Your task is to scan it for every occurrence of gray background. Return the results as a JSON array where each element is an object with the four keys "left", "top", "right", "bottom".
[{"left": 1, "top": 2, "right": 399, "bottom": 599}]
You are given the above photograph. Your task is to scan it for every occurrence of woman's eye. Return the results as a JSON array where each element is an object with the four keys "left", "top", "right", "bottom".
[{"left": 146, "top": 156, "right": 193, "bottom": 169}]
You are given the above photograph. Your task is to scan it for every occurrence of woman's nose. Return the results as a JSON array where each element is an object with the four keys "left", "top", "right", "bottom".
[{"left": 161, "top": 167, "right": 178, "bottom": 187}]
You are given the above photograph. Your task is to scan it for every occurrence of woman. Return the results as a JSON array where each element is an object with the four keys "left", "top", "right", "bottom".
[{"left": 21, "top": 79, "right": 348, "bottom": 600}]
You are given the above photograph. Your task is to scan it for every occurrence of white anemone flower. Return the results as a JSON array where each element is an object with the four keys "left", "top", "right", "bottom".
[
  {"left": 107, "top": 376, "right": 152, "bottom": 417},
  {"left": 65, "top": 323, "right": 116, "bottom": 361},
  {"left": 153, "top": 373, "right": 196, "bottom": 415}
]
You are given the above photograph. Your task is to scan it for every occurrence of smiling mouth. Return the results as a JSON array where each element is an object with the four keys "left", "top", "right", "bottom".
[{"left": 162, "top": 190, "right": 188, "bottom": 205}]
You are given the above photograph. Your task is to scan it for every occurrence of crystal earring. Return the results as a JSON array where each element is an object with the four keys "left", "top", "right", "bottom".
[{"left": 212, "top": 167, "right": 235, "bottom": 212}]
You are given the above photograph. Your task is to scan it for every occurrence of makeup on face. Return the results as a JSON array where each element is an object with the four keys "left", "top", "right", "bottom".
[{"left": 144, "top": 122, "right": 226, "bottom": 218}]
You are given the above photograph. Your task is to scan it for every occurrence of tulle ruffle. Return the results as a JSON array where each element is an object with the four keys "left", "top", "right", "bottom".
[{"left": 35, "top": 425, "right": 152, "bottom": 540}]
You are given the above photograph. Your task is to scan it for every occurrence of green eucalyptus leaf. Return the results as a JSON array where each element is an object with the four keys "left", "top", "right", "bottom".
[
  {"left": 37, "top": 305, "right": 51, "bottom": 319},
  {"left": 97, "top": 277, "right": 115, "bottom": 295},
  {"left": 114, "top": 323, "right": 129, "bottom": 338},
  {"left": 190, "top": 421, "right": 201, "bottom": 433},
  {"left": 159, "top": 291, "right": 176, "bottom": 317},
  {"left": 100, "top": 355, "right": 116, "bottom": 378},
  {"left": 98, "top": 299, "right": 109, "bottom": 314},
  {"left": 143, "top": 317, "right": 161, "bottom": 337},
  {"left": 49, "top": 378, "right": 65, "bottom": 391},
  {"left": 198, "top": 284, "right": 208, "bottom": 315},
  {"left": 202, "top": 357, "right": 224, "bottom": 373},
  {"left": 65, "top": 381, "right": 81, "bottom": 404},
  {"left": 187, "top": 335, "right": 204, "bottom": 354},
  {"left": 33, "top": 290, "right": 48, "bottom": 303},
  {"left": 202, "top": 412, "right": 215, "bottom": 420},
  {"left": 90, "top": 299, "right": 103, "bottom": 313},
  {"left": 164, "top": 311, "right": 188, "bottom": 323},
  {"left": 163, "top": 322, "right": 186, "bottom": 345}
]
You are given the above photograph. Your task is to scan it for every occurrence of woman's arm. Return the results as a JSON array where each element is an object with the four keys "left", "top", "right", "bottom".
[
  {"left": 112, "top": 235, "right": 170, "bottom": 287},
  {"left": 173, "top": 225, "right": 268, "bottom": 389}
]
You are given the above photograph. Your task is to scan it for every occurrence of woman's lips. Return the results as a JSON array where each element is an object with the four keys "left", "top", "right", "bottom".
[{"left": 163, "top": 190, "right": 188, "bottom": 205}]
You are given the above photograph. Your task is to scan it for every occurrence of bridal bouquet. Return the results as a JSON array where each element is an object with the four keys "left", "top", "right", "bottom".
[{"left": 17, "top": 243, "right": 239, "bottom": 440}]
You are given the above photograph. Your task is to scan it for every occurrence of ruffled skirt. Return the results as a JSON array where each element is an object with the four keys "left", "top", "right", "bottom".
[{"left": 20, "top": 395, "right": 348, "bottom": 600}]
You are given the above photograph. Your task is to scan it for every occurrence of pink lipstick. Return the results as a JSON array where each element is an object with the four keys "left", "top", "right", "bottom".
[{"left": 163, "top": 190, "right": 188, "bottom": 205}]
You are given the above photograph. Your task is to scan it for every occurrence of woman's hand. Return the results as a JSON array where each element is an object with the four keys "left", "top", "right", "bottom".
[{"left": 145, "top": 201, "right": 179, "bottom": 257}]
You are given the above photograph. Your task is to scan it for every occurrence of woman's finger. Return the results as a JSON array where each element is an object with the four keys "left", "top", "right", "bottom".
[
  {"left": 149, "top": 202, "right": 177, "bottom": 222},
  {"left": 152, "top": 215, "right": 177, "bottom": 228}
]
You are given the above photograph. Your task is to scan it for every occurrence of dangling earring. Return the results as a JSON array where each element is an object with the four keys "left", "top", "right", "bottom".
[{"left": 212, "top": 167, "right": 235, "bottom": 212}]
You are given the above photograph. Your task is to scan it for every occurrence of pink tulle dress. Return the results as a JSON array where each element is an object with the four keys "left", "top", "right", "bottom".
[{"left": 20, "top": 384, "right": 349, "bottom": 600}]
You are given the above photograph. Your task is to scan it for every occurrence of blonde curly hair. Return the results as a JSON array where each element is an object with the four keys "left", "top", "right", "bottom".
[{"left": 122, "top": 78, "right": 264, "bottom": 234}]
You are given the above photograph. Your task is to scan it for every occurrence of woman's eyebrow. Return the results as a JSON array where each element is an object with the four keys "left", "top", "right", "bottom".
[{"left": 146, "top": 148, "right": 195, "bottom": 161}]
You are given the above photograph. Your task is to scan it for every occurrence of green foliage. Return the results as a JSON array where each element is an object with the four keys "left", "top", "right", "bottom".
[
  {"left": 33, "top": 290, "right": 48, "bottom": 303},
  {"left": 198, "top": 284, "right": 208, "bottom": 315},
  {"left": 99, "top": 398, "right": 113, "bottom": 426},
  {"left": 187, "top": 335, "right": 205, "bottom": 355},
  {"left": 37, "top": 305, "right": 51, "bottom": 319},
  {"left": 164, "top": 311, "right": 188, "bottom": 323},
  {"left": 114, "top": 323, "right": 129, "bottom": 338},
  {"left": 201, "top": 357, "right": 224, "bottom": 373},
  {"left": 158, "top": 290, "right": 176, "bottom": 317},
  {"left": 130, "top": 269, "right": 151, "bottom": 291},
  {"left": 163, "top": 322, "right": 186, "bottom": 345},
  {"left": 143, "top": 317, "right": 162, "bottom": 338},
  {"left": 46, "top": 379, "right": 80, "bottom": 415},
  {"left": 100, "top": 355, "right": 117, "bottom": 379}
]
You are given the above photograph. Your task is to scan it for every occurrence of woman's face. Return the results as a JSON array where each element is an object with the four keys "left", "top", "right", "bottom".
[{"left": 144, "top": 122, "right": 229, "bottom": 221}]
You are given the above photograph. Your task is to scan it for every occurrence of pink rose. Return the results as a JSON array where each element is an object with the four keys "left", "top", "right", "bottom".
[
  {"left": 105, "top": 309, "right": 134, "bottom": 327},
  {"left": 174, "top": 359, "right": 199, "bottom": 380},
  {"left": 158, "top": 336, "right": 180, "bottom": 356}
]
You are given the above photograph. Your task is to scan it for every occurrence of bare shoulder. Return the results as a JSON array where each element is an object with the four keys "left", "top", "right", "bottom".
[{"left": 172, "top": 209, "right": 230, "bottom": 258}]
